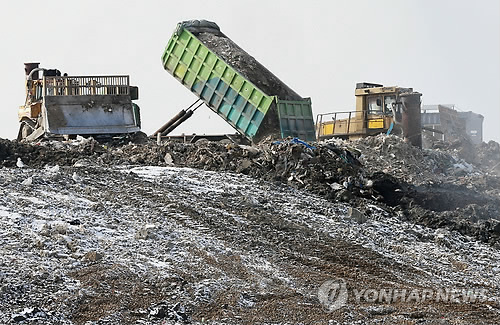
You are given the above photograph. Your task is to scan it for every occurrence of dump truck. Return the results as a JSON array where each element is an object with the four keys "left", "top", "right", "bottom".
[
  {"left": 18, "top": 63, "right": 141, "bottom": 141},
  {"left": 316, "top": 82, "right": 422, "bottom": 147},
  {"left": 156, "top": 20, "right": 316, "bottom": 143}
]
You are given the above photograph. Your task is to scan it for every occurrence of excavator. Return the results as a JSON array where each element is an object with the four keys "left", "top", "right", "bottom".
[
  {"left": 18, "top": 62, "right": 141, "bottom": 141},
  {"left": 316, "top": 83, "right": 422, "bottom": 147}
]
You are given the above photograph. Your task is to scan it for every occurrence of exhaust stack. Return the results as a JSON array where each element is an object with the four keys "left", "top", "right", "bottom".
[
  {"left": 400, "top": 92, "right": 422, "bottom": 148},
  {"left": 24, "top": 63, "right": 40, "bottom": 79}
]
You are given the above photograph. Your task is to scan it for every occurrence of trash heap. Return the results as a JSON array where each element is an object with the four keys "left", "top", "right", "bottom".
[
  {"left": 469, "top": 140, "right": 500, "bottom": 174},
  {"left": 335, "top": 135, "right": 460, "bottom": 185},
  {"left": 1, "top": 134, "right": 499, "bottom": 245},
  {"left": 195, "top": 29, "right": 302, "bottom": 101},
  {"left": 425, "top": 133, "right": 500, "bottom": 175},
  {"left": 1, "top": 134, "right": 500, "bottom": 323},
  {"left": 2, "top": 155, "right": 499, "bottom": 324}
]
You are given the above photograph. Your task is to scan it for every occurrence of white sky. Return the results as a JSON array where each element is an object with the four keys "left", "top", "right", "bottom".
[{"left": 1, "top": 0, "right": 499, "bottom": 142}]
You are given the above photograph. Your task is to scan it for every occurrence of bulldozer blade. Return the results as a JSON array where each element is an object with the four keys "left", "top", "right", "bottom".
[{"left": 43, "top": 95, "right": 140, "bottom": 136}]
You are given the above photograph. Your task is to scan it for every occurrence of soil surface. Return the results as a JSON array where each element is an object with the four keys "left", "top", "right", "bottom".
[{"left": 0, "top": 135, "right": 499, "bottom": 324}]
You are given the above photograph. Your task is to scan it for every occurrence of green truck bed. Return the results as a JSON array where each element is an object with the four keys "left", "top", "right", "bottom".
[{"left": 161, "top": 20, "right": 316, "bottom": 143}]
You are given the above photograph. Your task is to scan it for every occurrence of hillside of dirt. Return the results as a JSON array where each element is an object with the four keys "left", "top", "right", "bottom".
[
  {"left": 1, "top": 134, "right": 499, "bottom": 245},
  {"left": 0, "top": 134, "right": 499, "bottom": 324}
]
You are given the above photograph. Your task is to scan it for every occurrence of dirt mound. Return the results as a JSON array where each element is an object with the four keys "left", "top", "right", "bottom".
[
  {"left": 477, "top": 140, "right": 500, "bottom": 174},
  {"left": 1, "top": 135, "right": 500, "bottom": 323},
  {"left": 2, "top": 165, "right": 499, "bottom": 324},
  {"left": 2, "top": 135, "right": 499, "bottom": 246},
  {"left": 196, "top": 30, "right": 303, "bottom": 100},
  {"left": 0, "top": 138, "right": 102, "bottom": 168},
  {"left": 427, "top": 135, "right": 500, "bottom": 175}
]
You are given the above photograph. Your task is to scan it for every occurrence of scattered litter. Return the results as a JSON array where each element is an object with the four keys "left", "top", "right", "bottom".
[
  {"left": 21, "top": 176, "right": 33, "bottom": 187},
  {"left": 72, "top": 172, "right": 82, "bottom": 183},
  {"left": 0, "top": 134, "right": 498, "bottom": 323}
]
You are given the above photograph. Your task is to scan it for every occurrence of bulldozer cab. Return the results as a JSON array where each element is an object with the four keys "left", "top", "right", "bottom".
[
  {"left": 316, "top": 82, "right": 419, "bottom": 145},
  {"left": 364, "top": 93, "right": 397, "bottom": 116},
  {"left": 354, "top": 83, "right": 411, "bottom": 128}
]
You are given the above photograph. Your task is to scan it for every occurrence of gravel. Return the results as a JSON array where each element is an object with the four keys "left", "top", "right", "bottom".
[{"left": 0, "top": 135, "right": 499, "bottom": 324}]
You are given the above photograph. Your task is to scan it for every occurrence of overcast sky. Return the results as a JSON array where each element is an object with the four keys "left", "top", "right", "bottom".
[{"left": 1, "top": 0, "right": 498, "bottom": 142}]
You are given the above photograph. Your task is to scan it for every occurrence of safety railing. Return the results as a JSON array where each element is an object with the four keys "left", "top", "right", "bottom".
[
  {"left": 316, "top": 110, "right": 391, "bottom": 138},
  {"left": 43, "top": 76, "right": 130, "bottom": 96}
]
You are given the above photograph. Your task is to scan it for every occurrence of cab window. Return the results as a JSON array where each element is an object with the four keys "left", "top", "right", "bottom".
[
  {"left": 367, "top": 96, "right": 383, "bottom": 115},
  {"left": 384, "top": 95, "right": 396, "bottom": 114}
]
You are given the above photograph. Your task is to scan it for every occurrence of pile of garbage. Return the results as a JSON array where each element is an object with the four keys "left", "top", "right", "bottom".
[
  {"left": 346, "top": 135, "right": 459, "bottom": 184},
  {"left": 1, "top": 161, "right": 499, "bottom": 324},
  {"left": 475, "top": 140, "right": 500, "bottom": 173},
  {"left": 1, "top": 134, "right": 499, "bottom": 246},
  {"left": 0, "top": 134, "right": 500, "bottom": 323},
  {"left": 426, "top": 134, "right": 500, "bottom": 175},
  {"left": 196, "top": 28, "right": 302, "bottom": 101}
]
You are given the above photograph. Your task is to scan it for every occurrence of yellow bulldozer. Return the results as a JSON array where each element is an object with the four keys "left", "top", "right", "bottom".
[{"left": 316, "top": 82, "right": 422, "bottom": 147}]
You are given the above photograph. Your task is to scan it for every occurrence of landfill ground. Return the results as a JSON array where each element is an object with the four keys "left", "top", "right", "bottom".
[{"left": 0, "top": 134, "right": 499, "bottom": 324}]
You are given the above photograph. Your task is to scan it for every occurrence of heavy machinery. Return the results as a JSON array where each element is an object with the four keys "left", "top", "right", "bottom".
[
  {"left": 316, "top": 83, "right": 422, "bottom": 147},
  {"left": 18, "top": 63, "right": 141, "bottom": 141},
  {"left": 154, "top": 20, "right": 316, "bottom": 143},
  {"left": 421, "top": 104, "right": 484, "bottom": 145}
]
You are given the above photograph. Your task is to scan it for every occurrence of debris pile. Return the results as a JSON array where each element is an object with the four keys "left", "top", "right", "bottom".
[
  {"left": 0, "top": 133, "right": 499, "bottom": 323},
  {"left": 196, "top": 30, "right": 303, "bottom": 101},
  {"left": 427, "top": 135, "right": 500, "bottom": 175},
  {"left": 0, "top": 161, "right": 499, "bottom": 324},
  {"left": 477, "top": 140, "right": 500, "bottom": 174},
  {"left": 347, "top": 135, "right": 458, "bottom": 184},
  {"left": 1, "top": 134, "right": 498, "bottom": 247}
]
